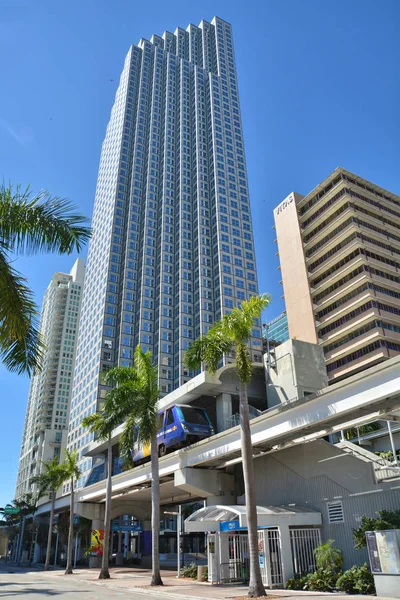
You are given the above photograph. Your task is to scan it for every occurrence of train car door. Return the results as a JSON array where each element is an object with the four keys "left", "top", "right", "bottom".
[{"left": 158, "top": 408, "right": 174, "bottom": 456}]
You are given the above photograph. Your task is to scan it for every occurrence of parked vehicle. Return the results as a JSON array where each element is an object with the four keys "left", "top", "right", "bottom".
[{"left": 131, "top": 404, "right": 214, "bottom": 463}]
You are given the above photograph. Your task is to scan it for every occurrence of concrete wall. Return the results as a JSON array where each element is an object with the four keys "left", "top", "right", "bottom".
[
  {"left": 252, "top": 440, "right": 400, "bottom": 569},
  {"left": 274, "top": 192, "right": 318, "bottom": 344},
  {"left": 265, "top": 338, "right": 328, "bottom": 406}
]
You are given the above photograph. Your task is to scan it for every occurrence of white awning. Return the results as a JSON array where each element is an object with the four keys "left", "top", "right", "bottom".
[{"left": 185, "top": 504, "right": 321, "bottom": 533}]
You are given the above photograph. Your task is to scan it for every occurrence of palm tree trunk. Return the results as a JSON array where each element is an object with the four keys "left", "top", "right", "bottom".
[
  {"left": 99, "top": 438, "right": 112, "bottom": 579},
  {"left": 44, "top": 494, "right": 55, "bottom": 571},
  {"left": 65, "top": 477, "right": 74, "bottom": 574},
  {"left": 150, "top": 437, "right": 163, "bottom": 586},
  {"left": 239, "top": 382, "right": 266, "bottom": 598}
]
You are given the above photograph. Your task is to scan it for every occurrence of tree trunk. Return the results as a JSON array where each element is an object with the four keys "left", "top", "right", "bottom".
[
  {"left": 150, "top": 437, "right": 163, "bottom": 586},
  {"left": 65, "top": 478, "right": 74, "bottom": 574},
  {"left": 44, "top": 494, "right": 55, "bottom": 571},
  {"left": 99, "top": 438, "right": 112, "bottom": 579},
  {"left": 239, "top": 382, "right": 266, "bottom": 597}
]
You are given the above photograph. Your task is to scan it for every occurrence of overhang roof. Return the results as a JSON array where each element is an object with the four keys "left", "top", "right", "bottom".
[{"left": 185, "top": 504, "right": 321, "bottom": 533}]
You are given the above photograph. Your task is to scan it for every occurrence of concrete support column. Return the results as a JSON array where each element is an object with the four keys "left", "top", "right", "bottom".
[
  {"left": 279, "top": 524, "right": 294, "bottom": 582},
  {"left": 206, "top": 494, "right": 236, "bottom": 506},
  {"left": 89, "top": 518, "right": 104, "bottom": 568},
  {"left": 142, "top": 519, "right": 152, "bottom": 558},
  {"left": 116, "top": 530, "right": 124, "bottom": 566},
  {"left": 124, "top": 532, "right": 129, "bottom": 558},
  {"left": 32, "top": 542, "right": 41, "bottom": 563},
  {"left": 216, "top": 393, "right": 232, "bottom": 433},
  {"left": 219, "top": 533, "right": 230, "bottom": 582}
]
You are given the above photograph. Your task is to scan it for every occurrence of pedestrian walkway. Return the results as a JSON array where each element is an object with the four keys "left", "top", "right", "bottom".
[{"left": 1, "top": 564, "right": 397, "bottom": 600}]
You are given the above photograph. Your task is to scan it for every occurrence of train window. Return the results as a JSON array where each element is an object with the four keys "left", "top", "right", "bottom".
[
  {"left": 179, "top": 407, "right": 209, "bottom": 425},
  {"left": 166, "top": 409, "right": 174, "bottom": 426}
]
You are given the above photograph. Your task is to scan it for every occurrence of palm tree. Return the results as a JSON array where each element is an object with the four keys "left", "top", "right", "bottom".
[
  {"left": 31, "top": 458, "right": 68, "bottom": 570},
  {"left": 63, "top": 449, "right": 81, "bottom": 574},
  {"left": 82, "top": 408, "right": 120, "bottom": 579},
  {"left": 1, "top": 493, "right": 37, "bottom": 563},
  {"left": 184, "top": 293, "right": 270, "bottom": 598},
  {"left": 0, "top": 183, "right": 90, "bottom": 375},
  {"left": 314, "top": 539, "right": 343, "bottom": 571},
  {"left": 104, "top": 346, "right": 163, "bottom": 586}
]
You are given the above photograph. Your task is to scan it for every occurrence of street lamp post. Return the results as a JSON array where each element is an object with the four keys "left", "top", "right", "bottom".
[{"left": 164, "top": 505, "right": 182, "bottom": 578}]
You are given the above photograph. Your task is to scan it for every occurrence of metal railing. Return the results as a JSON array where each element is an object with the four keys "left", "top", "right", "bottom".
[
  {"left": 224, "top": 405, "right": 262, "bottom": 430},
  {"left": 337, "top": 441, "right": 400, "bottom": 482}
]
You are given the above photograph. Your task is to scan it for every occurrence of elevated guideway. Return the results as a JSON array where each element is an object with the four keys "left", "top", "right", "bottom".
[{"left": 75, "top": 355, "right": 400, "bottom": 505}]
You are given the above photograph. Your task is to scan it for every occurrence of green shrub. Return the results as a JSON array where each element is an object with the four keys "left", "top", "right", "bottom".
[
  {"left": 202, "top": 566, "right": 208, "bottom": 581},
  {"left": 337, "top": 564, "right": 375, "bottom": 595},
  {"left": 353, "top": 510, "right": 400, "bottom": 549},
  {"left": 303, "top": 568, "right": 340, "bottom": 592},
  {"left": 285, "top": 572, "right": 308, "bottom": 590},
  {"left": 181, "top": 562, "right": 198, "bottom": 579}
]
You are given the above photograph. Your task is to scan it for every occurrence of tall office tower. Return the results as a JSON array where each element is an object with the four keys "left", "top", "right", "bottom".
[
  {"left": 67, "top": 16, "right": 262, "bottom": 487},
  {"left": 15, "top": 259, "right": 85, "bottom": 500},
  {"left": 274, "top": 167, "right": 400, "bottom": 383}
]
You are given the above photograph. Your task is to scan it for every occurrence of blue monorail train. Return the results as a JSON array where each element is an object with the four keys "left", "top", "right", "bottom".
[{"left": 131, "top": 404, "right": 214, "bottom": 463}]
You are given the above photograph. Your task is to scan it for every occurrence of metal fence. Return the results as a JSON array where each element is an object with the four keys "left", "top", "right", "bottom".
[
  {"left": 268, "top": 529, "right": 284, "bottom": 587},
  {"left": 290, "top": 527, "right": 321, "bottom": 574}
]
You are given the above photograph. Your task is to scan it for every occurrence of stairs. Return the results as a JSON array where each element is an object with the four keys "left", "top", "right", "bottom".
[{"left": 337, "top": 440, "right": 400, "bottom": 482}]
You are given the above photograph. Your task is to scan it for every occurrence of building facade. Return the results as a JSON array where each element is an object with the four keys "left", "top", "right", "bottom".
[
  {"left": 264, "top": 311, "right": 289, "bottom": 345},
  {"left": 274, "top": 168, "right": 400, "bottom": 383},
  {"left": 15, "top": 259, "right": 84, "bottom": 500},
  {"left": 67, "top": 16, "right": 262, "bottom": 488}
]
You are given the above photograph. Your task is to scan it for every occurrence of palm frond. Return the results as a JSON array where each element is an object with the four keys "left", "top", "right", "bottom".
[
  {"left": 119, "top": 412, "right": 137, "bottom": 467},
  {"left": 133, "top": 346, "right": 159, "bottom": 445},
  {"left": 63, "top": 449, "right": 81, "bottom": 480},
  {"left": 239, "top": 293, "right": 271, "bottom": 323},
  {"left": 0, "top": 183, "right": 91, "bottom": 255},
  {"left": 184, "top": 293, "right": 270, "bottom": 381},
  {"left": 103, "top": 384, "right": 138, "bottom": 423},
  {"left": 82, "top": 408, "right": 120, "bottom": 441},
  {"left": 134, "top": 346, "right": 158, "bottom": 402},
  {"left": 184, "top": 328, "right": 233, "bottom": 374},
  {"left": 31, "top": 458, "right": 67, "bottom": 497},
  {"left": 103, "top": 365, "right": 140, "bottom": 387},
  {"left": 0, "top": 249, "right": 44, "bottom": 374}
]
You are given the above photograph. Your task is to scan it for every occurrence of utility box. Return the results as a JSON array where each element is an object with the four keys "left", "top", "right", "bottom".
[{"left": 366, "top": 530, "right": 400, "bottom": 598}]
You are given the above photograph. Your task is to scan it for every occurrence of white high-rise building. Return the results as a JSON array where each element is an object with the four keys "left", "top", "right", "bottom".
[
  {"left": 67, "top": 17, "right": 262, "bottom": 488},
  {"left": 15, "top": 258, "right": 85, "bottom": 500}
]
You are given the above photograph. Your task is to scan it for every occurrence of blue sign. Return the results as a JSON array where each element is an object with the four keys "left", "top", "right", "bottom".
[
  {"left": 111, "top": 524, "right": 142, "bottom": 532},
  {"left": 220, "top": 520, "right": 247, "bottom": 532},
  {"left": 259, "top": 553, "right": 265, "bottom": 567}
]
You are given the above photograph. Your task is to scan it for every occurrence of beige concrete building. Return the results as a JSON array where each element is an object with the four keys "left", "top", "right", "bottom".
[{"left": 274, "top": 167, "right": 400, "bottom": 383}]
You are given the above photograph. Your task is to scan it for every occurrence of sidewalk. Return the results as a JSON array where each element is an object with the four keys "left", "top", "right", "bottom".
[{"left": 3, "top": 564, "right": 396, "bottom": 600}]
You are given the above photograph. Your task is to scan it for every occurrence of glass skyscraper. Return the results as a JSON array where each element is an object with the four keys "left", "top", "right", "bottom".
[
  {"left": 67, "top": 17, "right": 262, "bottom": 487},
  {"left": 264, "top": 312, "right": 289, "bottom": 345}
]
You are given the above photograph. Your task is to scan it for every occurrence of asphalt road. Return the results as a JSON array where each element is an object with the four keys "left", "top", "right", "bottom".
[{"left": 0, "top": 567, "right": 159, "bottom": 600}]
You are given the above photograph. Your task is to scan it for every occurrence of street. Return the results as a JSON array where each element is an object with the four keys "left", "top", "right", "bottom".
[{"left": 0, "top": 566, "right": 165, "bottom": 600}]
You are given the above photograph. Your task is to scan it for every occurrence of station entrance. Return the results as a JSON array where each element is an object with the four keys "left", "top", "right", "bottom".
[{"left": 185, "top": 504, "right": 322, "bottom": 587}]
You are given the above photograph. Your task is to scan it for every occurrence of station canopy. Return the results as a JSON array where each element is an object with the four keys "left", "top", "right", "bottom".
[{"left": 185, "top": 504, "right": 321, "bottom": 533}]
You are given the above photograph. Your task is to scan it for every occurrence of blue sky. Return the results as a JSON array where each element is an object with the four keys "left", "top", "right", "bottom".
[{"left": 0, "top": 0, "right": 399, "bottom": 508}]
